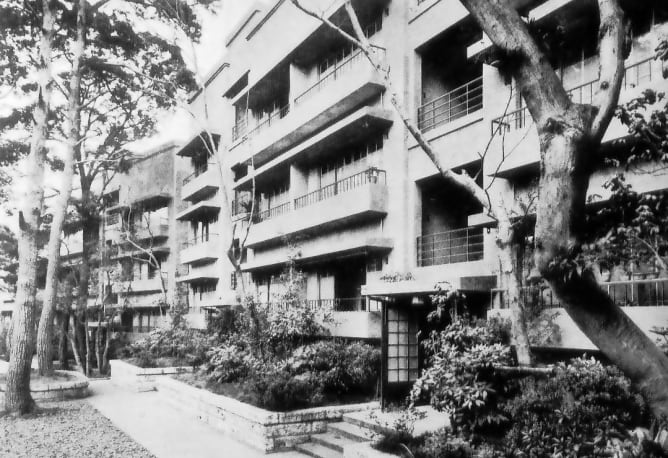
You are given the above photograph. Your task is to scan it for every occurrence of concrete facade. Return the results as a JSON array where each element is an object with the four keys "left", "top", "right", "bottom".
[{"left": 176, "top": 0, "right": 668, "bottom": 361}]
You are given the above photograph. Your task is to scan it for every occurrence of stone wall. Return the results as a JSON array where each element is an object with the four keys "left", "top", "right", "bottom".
[{"left": 155, "top": 376, "right": 379, "bottom": 453}]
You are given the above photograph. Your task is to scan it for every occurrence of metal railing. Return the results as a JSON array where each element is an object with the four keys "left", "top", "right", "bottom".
[
  {"left": 231, "top": 196, "right": 252, "bottom": 216},
  {"left": 181, "top": 233, "right": 218, "bottom": 249},
  {"left": 252, "top": 201, "right": 291, "bottom": 223},
  {"left": 106, "top": 212, "right": 120, "bottom": 226},
  {"left": 295, "top": 49, "right": 367, "bottom": 106},
  {"left": 497, "top": 277, "right": 668, "bottom": 310},
  {"left": 147, "top": 270, "right": 168, "bottom": 280},
  {"left": 183, "top": 162, "right": 216, "bottom": 185},
  {"left": 294, "top": 167, "right": 386, "bottom": 209},
  {"left": 231, "top": 117, "right": 248, "bottom": 142},
  {"left": 492, "top": 56, "right": 666, "bottom": 135},
  {"left": 416, "top": 226, "right": 485, "bottom": 267},
  {"left": 417, "top": 76, "right": 483, "bottom": 132},
  {"left": 263, "top": 297, "right": 374, "bottom": 312}
]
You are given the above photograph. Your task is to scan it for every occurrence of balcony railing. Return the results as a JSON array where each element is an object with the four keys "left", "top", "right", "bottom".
[
  {"left": 183, "top": 162, "right": 216, "bottom": 185},
  {"left": 498, "top": 277, "right": 668, "bottom": 310},
  {"left": 147, "top": 270, "right": 168, "bottom": 280},
  {"left": 294, "top": 167, "right": 386, "bottom": 210},
  {"left": 417, "top": 76, "right": 483, "bottom": 132},
  {"left": 263, "top": 297, "right": 376, "bottom": 312},
  {"left": 232, "top": 196, "right": 252, "bottom": 216},
  {"left": 417, "top": 226, "right": 485, "bottom": 267},
  {"left": 252, "top": 201, "right": 291, "bottom": 223},
  {"left": 492, "top": 56, "right": 666, "bottom": 135},
  {"left": 182, "top": 233, "right": 218, "bottom": 249},
  {"left": 232, "top": 105, "right": 291, "bottom": 144},
  {"left": 294, "top": 49, "right": 367, "bottom": 106}
]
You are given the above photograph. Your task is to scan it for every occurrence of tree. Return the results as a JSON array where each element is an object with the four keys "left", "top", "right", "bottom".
[
  {"left": 0, "top": 226, "right": 19, "bottom": 293},
  {"left": 3, "top": 0, "right": 57, "bottom": 414},
  {"left": 456, "top": 0, "right": 668, "bottom": 417}
]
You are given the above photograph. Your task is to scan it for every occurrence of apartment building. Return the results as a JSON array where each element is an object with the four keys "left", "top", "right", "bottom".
[{"left": 181, "top": 0, "right": 668, "bottom": 400}]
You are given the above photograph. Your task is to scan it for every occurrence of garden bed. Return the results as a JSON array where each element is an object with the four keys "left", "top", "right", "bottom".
[
  {"left": 155, "top": 375, "right": 379, "bottom": 453},
  {"left": 109, "top": 359, "right": 193, "bottom": 392},
  {"left": 0, "top": 370, "right": 89, "bottom": 406}
]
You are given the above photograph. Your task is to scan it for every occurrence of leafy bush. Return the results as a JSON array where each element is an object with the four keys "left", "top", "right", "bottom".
[
  {"left": 374, "top": 428, "right": 474, "bottom": 458},
  {"left": 202, "top": 344, "right": 260, "bottom": 384},
  {"left": 288, "top": 340, "right": 380, "bottom": 395},
  {"left": 249, "top": 368, "right": 324, "bottom": 411},
  {"left": 504, "top": 357, "right": 651, "bottom": 456},
  {"left": 410, "top": 316, "right": 513, "bottom": 435},
  {"left": 120, "top": 307, "right": 211, "bottom": 367}
]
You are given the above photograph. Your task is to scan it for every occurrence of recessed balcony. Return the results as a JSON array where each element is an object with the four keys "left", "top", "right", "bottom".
[
  {"left": 491, "top": 55, "right": 667, "bottom": 178},
  {"left": 231, "top": 50, "right": 385, "bottom": 168},
  {"left": 180, "top": 234, "right": 220, "bottom": 265},
  {"left": 245, "top": 168, "right": 388, "bottom": 248},
  {"left": 182, "top": 165, "right": 219, "bottom": 202},
  {"left": 176, "top": 263, "right": 220, "bottom": 283},
  {"left": 116, "top": 272, "right": 168, "bottom": 294}
]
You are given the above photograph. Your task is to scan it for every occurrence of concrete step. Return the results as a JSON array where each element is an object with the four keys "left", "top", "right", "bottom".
[
  {"left": 342, "top": 413, "right": 393, "bottom": 435},
  {"left": 311, "top": 431, "right": 357, "bottom": 452},
  {"left": 295, "top": 441, "right": 342, "bottom": 458},
  {"left": 327, "top": 421, "right": 378, "bottom": 442}
]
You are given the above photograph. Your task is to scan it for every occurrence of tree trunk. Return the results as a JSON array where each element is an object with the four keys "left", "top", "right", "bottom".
[
  {"left": 58, "top": 311, "right": 69, "bottom": 370},
  {"left": 4, "top": 0, "right": 56, "bottom": 415},
  {"left": 95, "top": 313, "right": 102, "bottom": 372},
  {"left": 36, "top": 0, "right": 83, "bottom": 377},
  {"left": 496, "top": 221, "right": 532, "bottom": 365},
  {"left": 534, "top": 121, "right": 668, "bottom": 419},
  {"left": 101, "top": 321, "right": 111, "bottom": 375}
]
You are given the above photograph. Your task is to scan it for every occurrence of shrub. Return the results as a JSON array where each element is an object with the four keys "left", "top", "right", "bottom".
[
  {"left": 249, "top": 368, "right": 324, "bottom": 411},
  {"left": 410, "top": 316, "right": 513, "bottom": 435},
  {"left": 374, "top": 428, "right": 474, "bottom": 458},
  {"left": 202, "top": 344, "right": 259, "bottom": 384},
  {"left": 120, "top": 307, "right": 212, "bottom": 367},
  {"left": 287, "top": 340, "right": 380, "bottom": 395},
  {"left": 504, "top": 357, "right": 651, "bottom": 456}
]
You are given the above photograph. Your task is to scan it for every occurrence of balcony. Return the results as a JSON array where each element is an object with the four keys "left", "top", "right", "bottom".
[
  {"left": 417, "top": 76, "right": 483, "bottom": 132},
  {"left": 245, "top": 168, "right": 388, "bottom": 248},
  {"left": 175, "top": 198, "right": 221, "bottom": 221},
  {"left": 182, "top": 165, "right": 219, "bottom": 202},
  {"left": 133, "top": 217, "right": 169, "bottom": 241},
  {"left": 490, "top": 56, "right": 666, "bottom": 177},
  {"left": 117, "top": 272, "right": 167, "bottom": 294},
  {"left": 231, "top": 50, "right": 385, "bottom": 168},
  {"left": 180, "top": 234, "right": 220, "bottom": 265},
  {"left": 416, "top": 226, "right": 484, "bottom": 267},
  {"left": 499, "top": 277, "right": 668, "bottom": 310},
  {"left": 176, "top": 263, "right": 219, "bottom": 283}
]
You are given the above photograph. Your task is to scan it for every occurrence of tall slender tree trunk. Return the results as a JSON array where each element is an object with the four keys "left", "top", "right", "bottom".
[
  {"left": 5, "top": 0, "right": 56, "bottom": 415},
  {"left": 36, "top": 0, "right": 84, "bottom": 376},
  {"left": 58, "top": 310, "right": 69, "bottom": 370}
]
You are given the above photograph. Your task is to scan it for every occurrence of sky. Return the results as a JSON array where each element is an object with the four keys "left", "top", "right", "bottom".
[{"left": 142, "top": 0, "right": 270, "bottom": 148}]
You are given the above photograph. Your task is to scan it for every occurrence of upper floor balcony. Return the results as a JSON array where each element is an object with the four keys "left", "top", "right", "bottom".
[
  {"left": 180, "top": 234, "right": 220, "bottom": 265},
  {"left": 230, "top": 50, "right": 386, "bottom": 169},
  {"left": 245, "top": 167, "right": 388, "bottom": 248},
  {"left": 175, "top": 197, "right": 221, "bottom": 221},
  {"left": 417, "top": 76, "right": 483, "bottom": 132},
  {"left": 489, "top": 53, "right": 667, "bottom": 178},
  {"left": 116, "top": 270, "right": 168, "bottom": 294},
  {"left": 182, "top": 164, "right": 219, "bottom": 202},
  {"left": 416, "top": 226, "right": 484, "bottom": 267}
]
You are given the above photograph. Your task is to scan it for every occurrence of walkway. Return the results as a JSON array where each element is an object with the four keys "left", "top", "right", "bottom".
[{"left": 87, "top": 380, "right": 306, "bottom": 458}]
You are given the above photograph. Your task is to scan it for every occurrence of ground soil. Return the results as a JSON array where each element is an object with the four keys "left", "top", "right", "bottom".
[{"left": 0, "top": 399, "right": 154, "bottom": 457}]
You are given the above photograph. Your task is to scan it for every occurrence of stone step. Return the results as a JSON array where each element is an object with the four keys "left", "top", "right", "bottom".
[
  {"left": 311, "top": 431, "right": 357, "bottom": 452},
  {"left": 342, "top": 413, "right": 393, "bottom": 435},
  {"left": 295, "top": 441, "right": 342, "bottom": 458},
  {"left": 327, "top": 421, "right": 378, "bottom": 442}
]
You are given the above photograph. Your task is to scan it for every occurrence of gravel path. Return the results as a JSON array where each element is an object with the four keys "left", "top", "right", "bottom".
[{"left": 0, "top": 399, "right": 155, "bottom": 458}]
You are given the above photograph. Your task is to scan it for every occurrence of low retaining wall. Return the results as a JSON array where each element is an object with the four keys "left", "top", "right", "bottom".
[
  {"left": 0, "top": 370, "right": 88, "bottom": 406},
  {"left": 156, "top": 376, "right": 379, "bottom": 453},
  {"left": 109, "top": 359, "right": 193, "bottom": 392}
]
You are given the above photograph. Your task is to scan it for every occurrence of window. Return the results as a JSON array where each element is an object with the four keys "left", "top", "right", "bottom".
[
  {"left": 386, "top": 308, "right": 419, "bottom": 383},
  {"left": 230, "top": 272, "right": 238, "bottom": 290}
]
